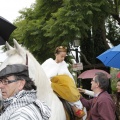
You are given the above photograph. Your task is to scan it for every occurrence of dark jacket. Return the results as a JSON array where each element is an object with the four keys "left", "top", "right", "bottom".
[{"left": 80, "top": 91, "right": 116, "bottom": 120}]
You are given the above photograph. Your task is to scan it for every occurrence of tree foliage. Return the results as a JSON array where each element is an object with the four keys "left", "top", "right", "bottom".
[{"left": 12, "top": 0, "right": 120, "bottom": 65}]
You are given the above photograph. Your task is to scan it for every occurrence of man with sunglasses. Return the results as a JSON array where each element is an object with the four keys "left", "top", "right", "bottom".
[
  {"left": 80, "top": 72, "right": 116, "bottom": 120},
  {"left": 0, "top": 64, "right": 51, "bottom": 120}
]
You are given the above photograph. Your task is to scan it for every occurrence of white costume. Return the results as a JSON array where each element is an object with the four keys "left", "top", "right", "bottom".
[
  {"left": 41, "top": 58, "right": 73, "bottom": 80},
  {"left": 41, "top": 58, "right": 83, "bottom": 109}
]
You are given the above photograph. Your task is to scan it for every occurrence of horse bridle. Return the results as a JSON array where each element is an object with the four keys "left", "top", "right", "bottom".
[{"left": 26, "top": 54, "right": 28, "bottom": 65}]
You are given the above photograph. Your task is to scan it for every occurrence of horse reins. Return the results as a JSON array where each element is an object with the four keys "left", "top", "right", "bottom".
[{"left": 26, "top": 54, "right": 28, "bottom": 65}]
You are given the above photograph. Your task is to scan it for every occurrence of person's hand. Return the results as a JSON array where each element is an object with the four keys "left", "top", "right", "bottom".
[{"left": 78, "top": 88, "right": 85, "bottom": 93}]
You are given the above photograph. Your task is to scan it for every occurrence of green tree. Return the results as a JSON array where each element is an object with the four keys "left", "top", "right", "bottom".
[
  {"left": 11, "top": 0, "right": 120, "bottom": 90},
  {"left": 12, "top": 0, "right": 120, "bottom": 65}
]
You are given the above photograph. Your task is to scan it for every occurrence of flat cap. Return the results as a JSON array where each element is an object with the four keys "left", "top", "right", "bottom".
[{"left": 0, "top": 64, "right": 29, "bottom": 78}]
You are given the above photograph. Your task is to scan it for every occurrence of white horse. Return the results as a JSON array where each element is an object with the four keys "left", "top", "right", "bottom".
[{"left": 0, "top": 39, "right": 87, "bottom": 120}]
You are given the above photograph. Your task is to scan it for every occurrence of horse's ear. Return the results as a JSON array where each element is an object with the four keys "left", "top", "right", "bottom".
[
  {"left": 13, "top": 39, "right": 22, "bottom": 50},
  {"left": 13, "top": 39, "right": 26, "bottom": 55},
  {"left": 6, "top": 41, "right": 13, "bottom": 50}
]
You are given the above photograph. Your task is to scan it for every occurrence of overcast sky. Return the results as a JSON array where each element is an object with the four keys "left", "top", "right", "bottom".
[
  {"left": 0, "top": 0, "right": 35, "bottom": 23},
  {"left": 0, "top": 0, "right": 35, "bottom": 62}
]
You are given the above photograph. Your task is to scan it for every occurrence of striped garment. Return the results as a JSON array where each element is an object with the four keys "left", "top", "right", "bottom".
[{"left": 0, "top": 90, "right": 51, "bottom": 120}]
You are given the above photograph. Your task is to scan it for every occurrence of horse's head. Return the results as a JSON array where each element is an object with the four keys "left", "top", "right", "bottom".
[
  {"left": 0, "top": 40, "right": 35, "bottom": 80},
  {"left": 0, "top": 39, "right": 52, "bottom": 102}
]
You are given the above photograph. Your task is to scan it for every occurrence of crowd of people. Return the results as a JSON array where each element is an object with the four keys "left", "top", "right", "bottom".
[
  {"left": 0, "top": 45, "right": 119, "bottom": 120},
  {"left": 41, "top": 46, "right": 119, "bottom": 120}
]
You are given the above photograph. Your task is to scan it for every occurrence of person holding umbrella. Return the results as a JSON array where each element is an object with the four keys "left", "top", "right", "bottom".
[{"left": 80, "top": 72, "right": 116, "bottom": 120}]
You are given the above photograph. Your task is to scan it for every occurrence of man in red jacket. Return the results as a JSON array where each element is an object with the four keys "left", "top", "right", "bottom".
[{"left": 80, "top": 72, "right": 116, "bottom": 120}]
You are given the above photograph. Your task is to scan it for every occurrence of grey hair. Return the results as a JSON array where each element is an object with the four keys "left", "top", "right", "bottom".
[{"left": 94, "top": 72, "right": 109, "bottom": 91}]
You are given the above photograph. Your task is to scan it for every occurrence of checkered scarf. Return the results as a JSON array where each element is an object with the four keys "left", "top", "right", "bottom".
[{"left": 0, "top": 90, "right": 51, "bottom": 120}]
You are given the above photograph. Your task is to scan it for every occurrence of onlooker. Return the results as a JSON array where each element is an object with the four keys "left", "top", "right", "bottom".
[
  {"left": 41, "top": 46, "right": 86, "bottom": 119},
  {"left": 0, "top": 64, "right": 51, "bottom": 120},
  {"left": 79, "top": 79, "right": 120, "bottom": 120},
  {"left": 111, "top": 80, "right": 120, "bottom": 120},
  {"left": 80, "top": 72, "right": 116, "bottom": 120}
]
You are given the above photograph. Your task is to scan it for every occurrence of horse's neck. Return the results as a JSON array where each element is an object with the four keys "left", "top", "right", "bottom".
[{"left": 28, "top": 55, "right": 54, "bottom": 103}]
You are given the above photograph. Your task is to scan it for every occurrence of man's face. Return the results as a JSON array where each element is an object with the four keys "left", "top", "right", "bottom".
[
  {"left": 91, "top": 76, "right": 99, "bottom": 91},
  {"left": 0, "top": 75, "right": 24, "bottom": 99}
]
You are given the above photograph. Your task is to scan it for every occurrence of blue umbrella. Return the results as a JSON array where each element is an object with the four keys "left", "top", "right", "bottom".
[{"left": 97, "top": 44, "right": 120, "bottom": 69}]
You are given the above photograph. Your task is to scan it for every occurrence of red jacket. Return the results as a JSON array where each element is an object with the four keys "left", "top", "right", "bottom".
[{"left": 80, "top": 91, "right": 116, "bottom": 120}]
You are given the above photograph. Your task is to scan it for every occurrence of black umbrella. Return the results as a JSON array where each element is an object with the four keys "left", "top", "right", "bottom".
[{"left": 0, "top": 16, "right": 17, "bottom": 45}]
